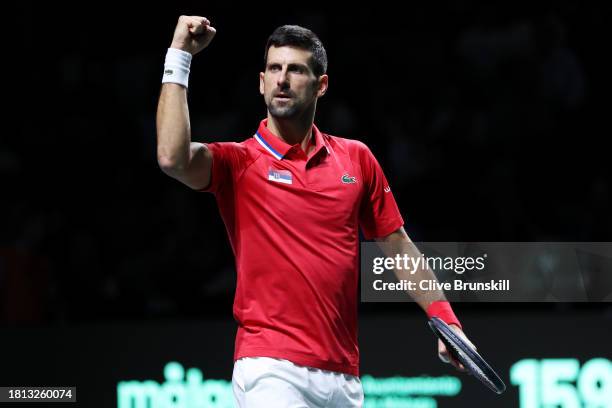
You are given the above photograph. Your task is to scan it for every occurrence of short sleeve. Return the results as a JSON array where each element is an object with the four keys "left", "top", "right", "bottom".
[
  {"left": 198, "top": 142, "right": 246, "bottom": 194},
  {"left": 358, "top": 143, "right": 404, "bottom": 239}
]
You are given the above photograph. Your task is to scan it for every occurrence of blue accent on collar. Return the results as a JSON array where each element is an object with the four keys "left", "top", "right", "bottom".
[{"left": 255, "top": 131, "right": 283, "bottom": 159}]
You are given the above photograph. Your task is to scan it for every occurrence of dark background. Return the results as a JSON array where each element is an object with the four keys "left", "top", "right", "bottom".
[{"left": 2, "top": 0, "right": 611, "bottom": 390}]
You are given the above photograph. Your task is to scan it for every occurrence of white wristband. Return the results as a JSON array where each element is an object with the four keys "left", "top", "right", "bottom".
[{"left": 162, "top": 48, "right": 192, "bottom": 88}]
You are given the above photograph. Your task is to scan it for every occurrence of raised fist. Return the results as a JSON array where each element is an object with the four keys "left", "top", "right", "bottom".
[{"left": 170, "top": 15, "right": 216, "bottom": 55}]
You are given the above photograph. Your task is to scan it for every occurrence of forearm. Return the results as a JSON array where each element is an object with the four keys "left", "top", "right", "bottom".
[
  {"left": 156, "top": 83, "right": 192, "bottom": 173},
  {"left": 379, "top": 232, "right": 447, "bottom": 311},
  {"left": 376, "top": 227, "right": 461, "bottom": 327}
]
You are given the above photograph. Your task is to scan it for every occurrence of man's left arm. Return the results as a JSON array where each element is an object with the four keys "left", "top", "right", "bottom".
[{"left": 375, "top": 226, "right": 474, "bottom": 372}]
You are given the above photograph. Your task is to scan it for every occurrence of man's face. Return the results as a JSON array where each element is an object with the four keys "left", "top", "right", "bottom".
[{"left": 260, "top": 46, "right": 328, "bottom": 119}]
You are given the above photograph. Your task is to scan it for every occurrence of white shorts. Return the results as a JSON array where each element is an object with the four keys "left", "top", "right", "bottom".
[{"left": 232, "top": 357, "right": 364, "bottom": 407}]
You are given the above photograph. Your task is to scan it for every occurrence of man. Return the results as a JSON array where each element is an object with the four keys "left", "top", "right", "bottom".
[{"left": 157, "top": 15, "right": 471, "bottom": 407}]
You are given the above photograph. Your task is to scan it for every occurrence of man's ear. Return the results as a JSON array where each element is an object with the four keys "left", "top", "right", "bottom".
[
  {"left": 259, "top": 72, "right": 265, "bottom": 95},
  {"left": 317, "top": 74, "right": 329, "bottom": 98}
]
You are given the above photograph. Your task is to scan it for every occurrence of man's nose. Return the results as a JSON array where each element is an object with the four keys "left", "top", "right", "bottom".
[{"left": 277, "top": 68, "right": 289, "bottom": 87}]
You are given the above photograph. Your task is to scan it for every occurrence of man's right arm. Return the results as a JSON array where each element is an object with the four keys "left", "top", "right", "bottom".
[
  {"left": 157, "top": 83, "right": 212, "bottom": 190},
  {"left": 156, "top": 16, "right": 217, "bottom": 190}
]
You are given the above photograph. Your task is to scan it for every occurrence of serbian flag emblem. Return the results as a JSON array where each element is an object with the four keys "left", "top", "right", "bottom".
[{"left": 268, "top": 168, "right": 293, "bottom": 184}]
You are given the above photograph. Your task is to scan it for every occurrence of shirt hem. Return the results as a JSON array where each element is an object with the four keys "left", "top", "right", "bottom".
[{"left": 234, "top": 347, "right": 359, "bottom": 376}]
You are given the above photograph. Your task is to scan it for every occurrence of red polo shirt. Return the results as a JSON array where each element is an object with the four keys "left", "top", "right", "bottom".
[{"left": 201, "top": 119, "right": 403, "bottom": 376}]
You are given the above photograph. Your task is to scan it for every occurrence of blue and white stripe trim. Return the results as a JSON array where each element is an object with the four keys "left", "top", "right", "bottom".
[{"left": 254, "top": 132, "right": 283, "bottom": 160}]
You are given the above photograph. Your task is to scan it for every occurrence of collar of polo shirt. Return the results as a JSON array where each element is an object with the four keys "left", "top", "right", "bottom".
[{"left": 254, "top": 119, "right": 330, "bottom": 161}]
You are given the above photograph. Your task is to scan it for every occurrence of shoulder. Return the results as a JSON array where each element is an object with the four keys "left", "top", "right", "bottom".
[
  {"left": 206, "top": 136, "right": 255, "bottom": 149},
  {"left": 205, "top": 137, "right": 263, "bottom": 167},
  {"left": 323, "top": 133, "right": 374, "bottom": 161},
  {"left": 206, "top": 137, "right": 260, "bottom": 155}
]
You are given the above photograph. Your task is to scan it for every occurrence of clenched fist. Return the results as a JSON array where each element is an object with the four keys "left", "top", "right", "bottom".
[{"left": 170, "top": 15, "right": 216, "bottom": 55}]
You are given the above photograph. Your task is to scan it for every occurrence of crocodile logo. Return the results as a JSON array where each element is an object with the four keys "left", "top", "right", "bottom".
[{"left": 341, "top": 174, "right": 357, "bottom": 184}]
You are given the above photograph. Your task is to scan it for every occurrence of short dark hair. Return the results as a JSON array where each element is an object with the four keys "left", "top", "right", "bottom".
[{"left": 264, "top": 25, "right": 328, "bottom": 77}]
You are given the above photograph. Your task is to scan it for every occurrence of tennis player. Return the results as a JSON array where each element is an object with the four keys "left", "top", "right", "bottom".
[{"left": 156, "top": 15, "right": 473, "bottom": 407}]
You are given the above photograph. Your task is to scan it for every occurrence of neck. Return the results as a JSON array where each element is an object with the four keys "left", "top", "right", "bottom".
[{"left": 266, "top": 102, "right": 317, "bottom": 153}]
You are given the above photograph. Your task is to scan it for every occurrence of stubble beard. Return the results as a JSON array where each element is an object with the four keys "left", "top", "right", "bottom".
[{"left": 267, "top": 98, "right": 301, "bottom": 119}]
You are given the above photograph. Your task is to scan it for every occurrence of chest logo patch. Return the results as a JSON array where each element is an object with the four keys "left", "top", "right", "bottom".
[
  {"left": 268, "top": 168, "right": 293, "bottom": 185},
  {"left": 341, "top": 173, "right": 357, "bottom": 184}
]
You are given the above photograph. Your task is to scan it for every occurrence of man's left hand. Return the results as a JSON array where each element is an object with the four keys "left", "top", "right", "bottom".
[{"left": 438, "top": 324, "right": 475, "bottom": 372}]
